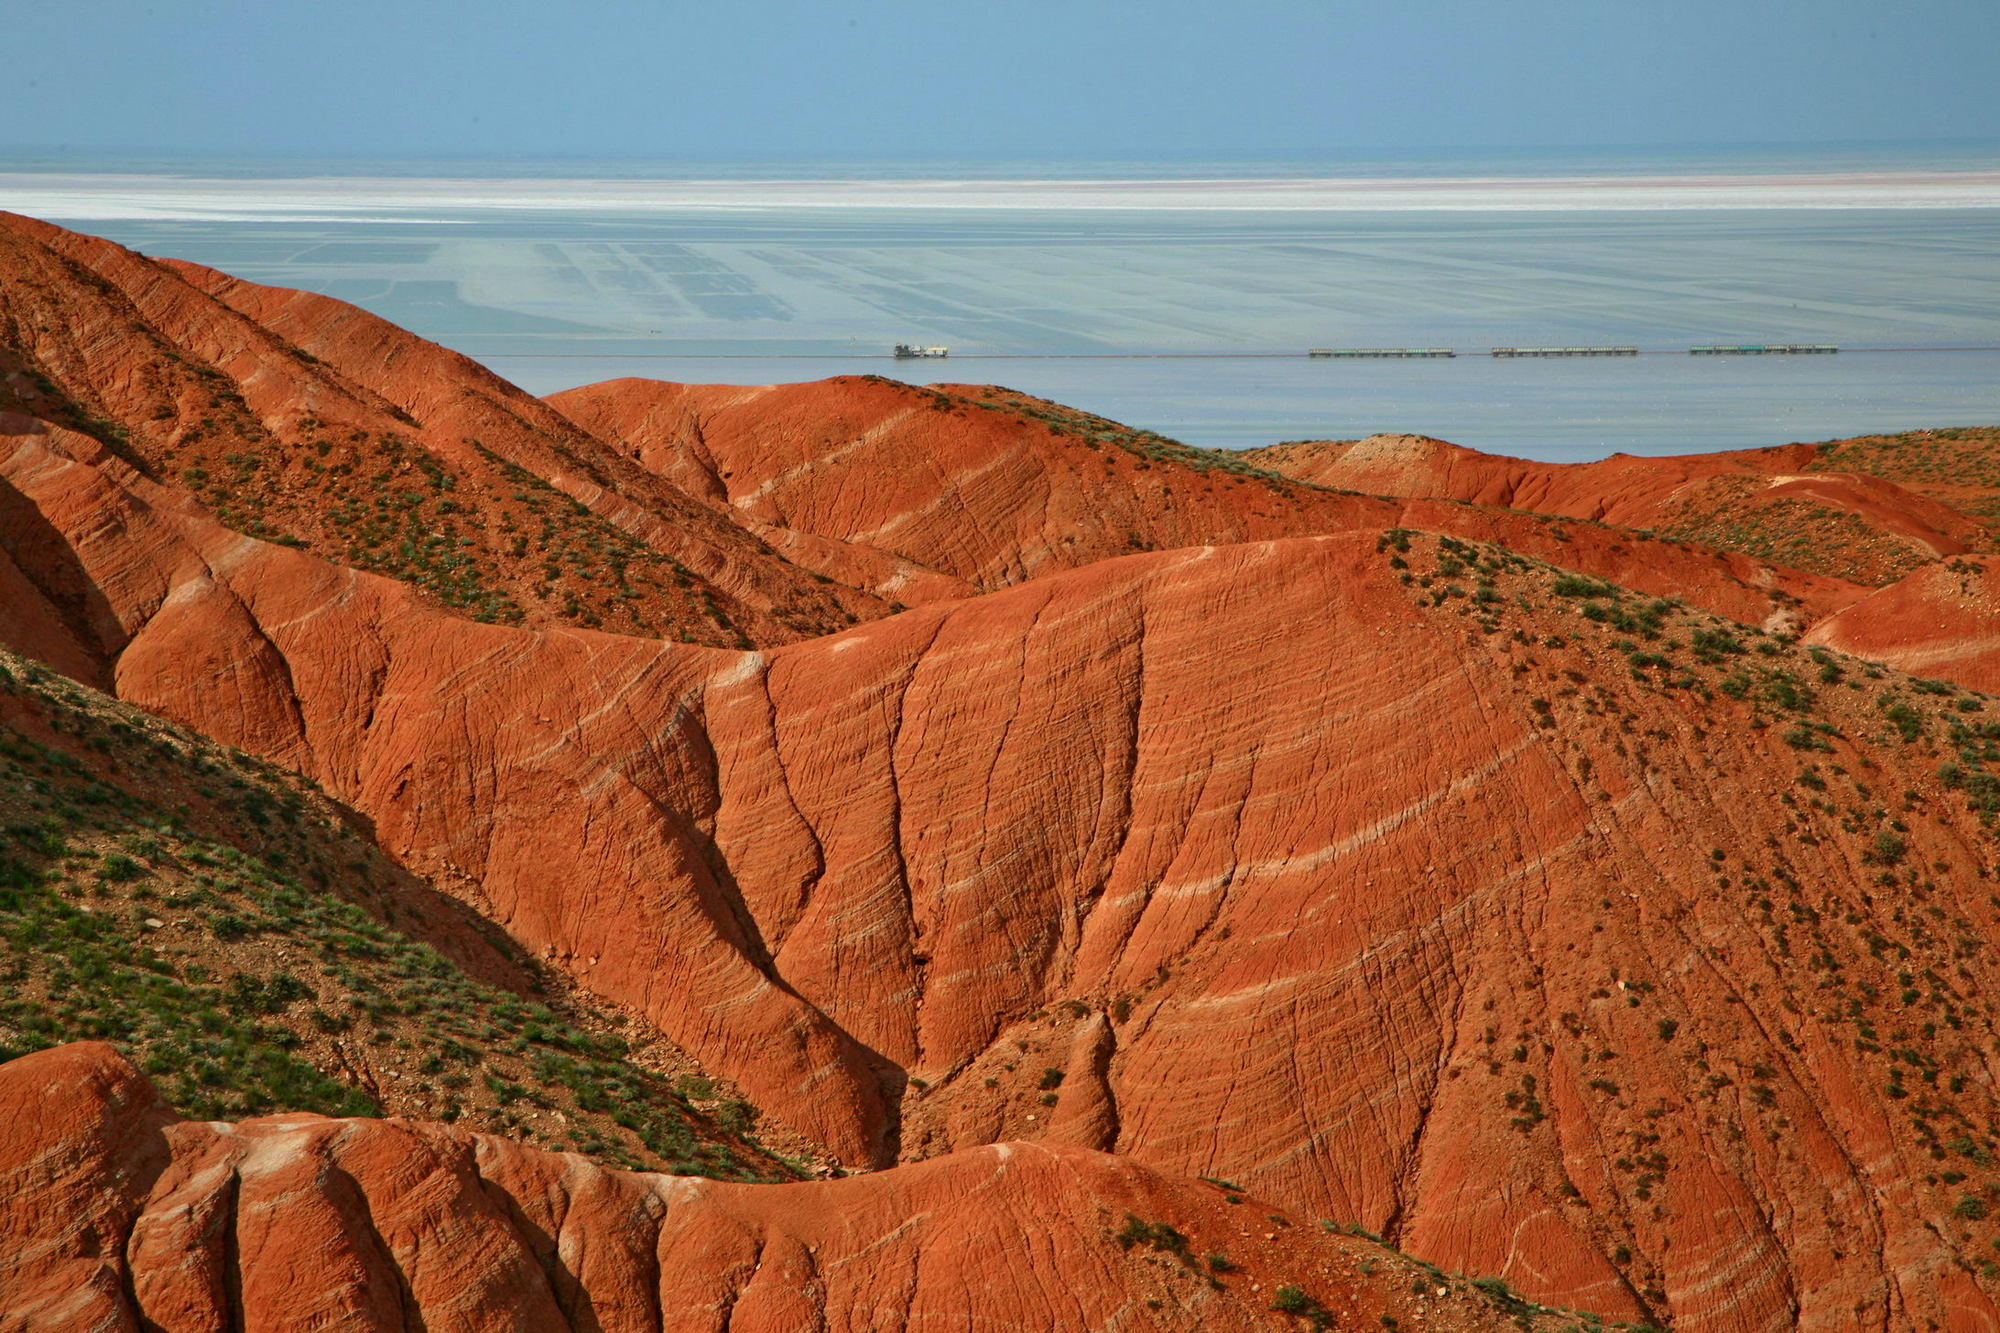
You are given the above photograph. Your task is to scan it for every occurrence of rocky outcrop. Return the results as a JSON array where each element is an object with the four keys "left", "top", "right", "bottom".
[
  {"left": 0, "top": 1043, "right": 1558, "bottom": 1333},
  {"left": 550, "top": 375, "right": 1400, "bottom": 592}
]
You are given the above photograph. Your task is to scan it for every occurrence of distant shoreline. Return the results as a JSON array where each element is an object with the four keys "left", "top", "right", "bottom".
[{"left": 8, "top": 169, "right": 2000, "bottom": 221}]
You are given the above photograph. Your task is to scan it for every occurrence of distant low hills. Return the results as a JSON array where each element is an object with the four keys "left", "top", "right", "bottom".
[{"left": 1246, "top": 430, "right": 1995, "bottom": 585}]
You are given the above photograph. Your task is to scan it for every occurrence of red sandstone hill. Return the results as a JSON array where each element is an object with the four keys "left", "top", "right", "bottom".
[
  {"left": 0, "top": 204, "right": 1870, "bottom": 641},
  {"left": 1245, "top": 432, "right": 1992, "bottom": 586},
  {"left": 552, "top": 374, "right": 1863, "bottom": 631},
  {"left": 0, "top": 211, "right": 881, "bottom": 647},
  {"left": 548, "top": 376, "right": 1393, "bottom": 593},
  {"left": 2, "top": 1042, "right": 1598, "bottom": 1333},
  {"left": 13, "top": 215, "right": 2000, "bottom": 1331},
  {"left": 12, "top": 408, "right": 2000, "bottom": 1328}
]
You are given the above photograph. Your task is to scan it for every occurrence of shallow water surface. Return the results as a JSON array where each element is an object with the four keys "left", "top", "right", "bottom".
[{"left": 13, "top": 160, "right": 1995, "bottom": 458}]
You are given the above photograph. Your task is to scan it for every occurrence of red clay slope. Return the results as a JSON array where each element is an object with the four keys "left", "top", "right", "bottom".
[
  {"left": 553, "top": 375, "right": 1863, "bottom": 629},
  {"left": 1812, "top": 426, "right": 2000, "bottom": 538},
  {"left": 1247, "top": 432, "right": 1989, "bottom": 586},
  {"left": 1808, "top": 554, "right": 2000, "bottom": 693},
  {"left": 0, "top": 211, "right": 880, "bottom": 644},
  {"left": 6, "top": 1043, "right": 1579, "bottom": 1333},
  {"left": 13, "top": 416, "right": 2000, "bottom": 1329}
]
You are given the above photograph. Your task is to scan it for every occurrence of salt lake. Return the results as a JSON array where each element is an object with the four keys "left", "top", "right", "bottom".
[{"left": 7, "top": 155, "right": 1996, "bottom": 458}]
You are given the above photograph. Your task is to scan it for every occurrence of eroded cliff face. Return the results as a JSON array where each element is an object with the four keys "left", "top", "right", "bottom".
[
  {"left": 0, "top": 1042, "right": 1582, "bottom": 1333},
  {"left": 11, "top": 412, "right": 2000, "bottom": 1328}
]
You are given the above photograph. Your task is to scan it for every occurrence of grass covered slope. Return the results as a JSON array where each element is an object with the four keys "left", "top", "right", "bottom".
[
  {"left": 0, "top": 647, "right": 796, "bottom": 1180},
  {"left": 1643, "top": 473, "right": 1965, "bottom": 585}
]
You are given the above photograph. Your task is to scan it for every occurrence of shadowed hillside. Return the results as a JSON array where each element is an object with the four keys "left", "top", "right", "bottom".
[{"left": 0, "top": 644, "right": 798, "bottom": 1178}]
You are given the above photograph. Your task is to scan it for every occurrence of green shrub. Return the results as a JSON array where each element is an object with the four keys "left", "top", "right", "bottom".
[
  {"left": 1470, "top": 1274, "right": 1533, "bottom": 1315},
  {"left": 96, "top": 853, "right": 145, "bottom": 883},
  {"left": 209, "top": 913, "right": 252, "bottom": 940},
  {"left": 1270, "top": 1285, "right": 1333, "bottom": 1328},
  {"left": 1879, "top": 693, "right": 1924, "bottom": 741},
  {"left": 1691, "top": 627, "right": 1746, "bottom": 661},
  {"left": 1552, "top": 574, "right": 1616, "bottom": 598},
  {"left": 1115, "top": 1214, "right": 1193, "bottom": 1264},
  {"left": 716, "top": 1099, "right": 760, "bottom": 1137}
]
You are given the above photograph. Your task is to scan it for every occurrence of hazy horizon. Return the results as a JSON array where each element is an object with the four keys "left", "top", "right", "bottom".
[
  {"left": 9, "top": 139, "right": 2000, "bottom": 181},
  {"left": 7, "top": 1, "right": 1997, "bottom": 162}
]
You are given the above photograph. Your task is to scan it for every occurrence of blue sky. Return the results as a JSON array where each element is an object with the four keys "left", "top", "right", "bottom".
[{"left": 7, "top": 0, "right": 1997, "bottom": 161}]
